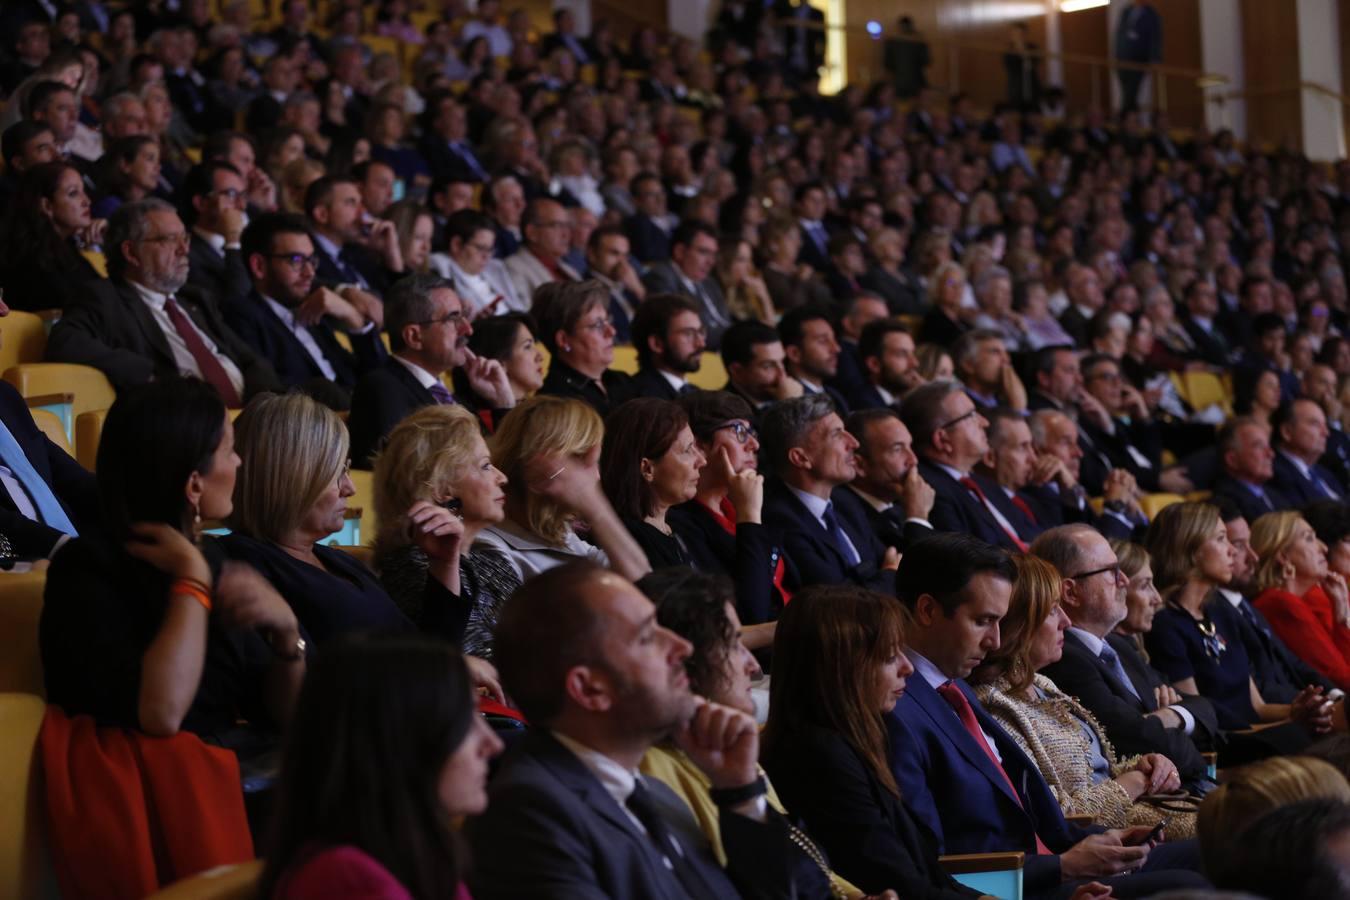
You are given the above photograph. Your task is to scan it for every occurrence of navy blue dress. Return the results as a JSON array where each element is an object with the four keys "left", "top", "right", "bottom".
[{"left": 1145, "top": 596, "right": 1257, "bottom": 730}]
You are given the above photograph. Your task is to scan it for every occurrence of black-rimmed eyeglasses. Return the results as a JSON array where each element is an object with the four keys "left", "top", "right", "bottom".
[
  {"left": 937, "top": 408, "right": 979, "bottom": 431},
  {"left": 1067, "top": 563, "right": 1122, "bottom": 581},
  {"left": 714, "top": 421, "right": 758, "bottom": 444}
]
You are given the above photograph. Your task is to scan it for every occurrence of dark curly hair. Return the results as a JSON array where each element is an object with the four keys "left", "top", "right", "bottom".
[{"left": 636, "top": 568, "right": 738, "bottom": 700}]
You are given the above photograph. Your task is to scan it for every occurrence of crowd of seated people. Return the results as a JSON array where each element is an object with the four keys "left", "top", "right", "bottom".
[{"left": 9, "top": 0, "right": 1350, "bottom": 896}]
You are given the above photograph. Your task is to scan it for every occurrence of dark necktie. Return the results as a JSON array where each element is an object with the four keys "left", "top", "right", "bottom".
[
  {"left": 336, "top": 249, "right": 368, "bottom": 288},
  {"left": 821, "top": 501, "right": 861, "bottom": 566},
  {"left": 937, "top": 681, "right": 1052, "bottom": 855},
  {"left": 427, "top": 381, "right": 456, "bottom": 405},
  {"left": 451, "top": 141, "right": 489, "bottom": 181},
  {"left": 1098, "top": 642, "right": 1141, "bottom": 702},
  {"left": 959, "top": 476, "right": 1029, "bottom": 552},
  {"left": 625, "top": 778, "right": 705, "bottom": 899},
  {"left": 1236, "top": 598, "right": 1270, "bottom": 638},
  {"left": 1310, "top": 467, "right": 1339, "bottom": 499},
  {"left": 164, "top": 297, "right": 242, "bottom": 408}
]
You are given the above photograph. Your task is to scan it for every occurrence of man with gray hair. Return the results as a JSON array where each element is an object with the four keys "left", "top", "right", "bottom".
[
  {"left": 971, "top": 265, "right": 1024, "bottom": 351},
  {"left": 760, "top": 394, "right": 898, "bottom": 591},
  {"left": 952, "top": 327, "right": 1027, "bottom": 411},
  {"left": 347, "top": 273, "right": 515, "bottom": 466},
  {"left": 47, "top": 198, "right": 281, "bottom": 404},
  {"left": 1033, "top": 524, "right": 1218, "bottom": 792},
  {"left": 101, "top": 92, "right": 150, "bottom": 141}
]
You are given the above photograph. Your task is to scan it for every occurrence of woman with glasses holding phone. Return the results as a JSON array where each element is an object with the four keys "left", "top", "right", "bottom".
[{"left": 430, "top": 209, "right": 524, "bottom": 317}]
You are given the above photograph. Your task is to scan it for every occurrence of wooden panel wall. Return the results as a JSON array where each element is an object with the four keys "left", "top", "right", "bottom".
[
  {"left": 1241, "top": 0, "right": 1302, "bottom": 149},
  {"left": 1059, "top": 4, "right": 1110, "bottom": 112}
]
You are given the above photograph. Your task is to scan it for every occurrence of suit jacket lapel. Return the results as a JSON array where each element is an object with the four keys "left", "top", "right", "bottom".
[
  {"left": 908, "top": 677, "right": 1023, "bottom": 809},
  {"left": 777, "top": 483, "right": 850, "bottom": 569},
  {"left": 116, "top": 282, "right": 177, "bottom": 368}
]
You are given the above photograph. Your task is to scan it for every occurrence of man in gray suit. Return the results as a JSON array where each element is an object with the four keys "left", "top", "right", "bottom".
[
  {"left": 468, "top": 561, "right": 794, "bottom": 900},
  {"left": 641, "top": 219, "right": 732, "bottom": 351}
]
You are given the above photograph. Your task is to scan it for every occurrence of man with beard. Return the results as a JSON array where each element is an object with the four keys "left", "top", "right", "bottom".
[
  {"left": 468, "top": 561, "right": 793, "bottom": 900},
  {"left": 848, "top": 319, "right": 921, "bottom": 411},
  {"left": 779, "top": 304, "right": 849, "bottom": 413},
  {"left": 842, "top": 407, "right": 935, "bottom": 553},
  {"left": 47, "top": 199, "right": 281, "bottom": 403},
  {"left": 628, "top": 294, "right": 705, "bottom": 401},
  {"left": 223, "top": 213, "right": 387, "bottom": 410},
  {"left": 720, "top": 320, "right": 802, "bottom": 412},
  {"left": 347, "top": 273, "right": 515, "bottom": 466}
]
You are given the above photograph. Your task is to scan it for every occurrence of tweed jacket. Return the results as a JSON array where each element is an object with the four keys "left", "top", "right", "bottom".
[{"left": 975, "top": 673, "right": 1195, "bottom": 838}]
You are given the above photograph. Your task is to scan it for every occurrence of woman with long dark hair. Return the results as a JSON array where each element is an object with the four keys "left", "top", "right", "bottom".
[
  {"left": 261, "top": 635, "right": 503, "bottom": 898},
  {"left": 0, "top": 161, "right": 104, "bottom": 310}
]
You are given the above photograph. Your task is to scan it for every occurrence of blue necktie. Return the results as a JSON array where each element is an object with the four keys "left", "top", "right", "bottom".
[
  {"left": 0, "top": 417, "right": 77, "bottom": 536},
  {"left": 821, "top": 502, "right": 860, "bottom": 566},
  {"left": 451, "top": 142, "right": 489, "bottom": 181},
  {"left": 1098, "top": 642, "right": 1141, "bottom": 702}
]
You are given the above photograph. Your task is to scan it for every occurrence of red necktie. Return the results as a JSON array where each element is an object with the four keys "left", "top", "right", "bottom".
[
  {"left": 959, "top": 476, "right": 1029, "bottom": 552},
  {"left": 164, "top": 297, "right": 242, "bottom": 408},
  {"left": 1009, "top": 493, "right": 1039, "bottom": 526},
  {"left": 937, "top": 681, "right": 1053, "bottom": 856}
]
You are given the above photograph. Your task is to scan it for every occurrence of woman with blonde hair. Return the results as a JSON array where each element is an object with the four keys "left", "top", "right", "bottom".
[
  {"left": 1144, "top": 502, "right": 1329, "bottom": 744},
  {"left": 1196, "top": 756, "right": 1350, "bottom": 877},
  {"left": 383, "top": 199, "right": 435, "bottom": 275},
  {"left": 279, "top": 157, "right": 325, "bottom": 215},
  {"left": 915, "top": 343, "right": 955, "bottom": 382},
  {"left": 972, "top": 555, "right": 1192, "bottom": 835},
  {"left": 1250, "top": 510, "right": 1350, "bottom": 690},
  {"left": 715, "top": 236, "right": 776, "bottom": 324},
  {"left": 475, "top": 394, "right": 651, "bottom": 583},
  {"left": 373, "top": 405, "right": 514, "bottom": 660},
  {"left": 221, "top": 393, "right": 472, "bottom": 647},
  {"left": 759, "top": 213, "right": 830, "bottom": 314},
  {"left": 919, "top": 260, "right": 970, "bottom": 346}
]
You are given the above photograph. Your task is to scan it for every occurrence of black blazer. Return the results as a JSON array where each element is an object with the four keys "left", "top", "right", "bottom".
[
  {"left": 45, "top": 279, "right": 282, "bottom": 399},
  {"left": 538, "top": 359, "right": 635, "bottom": 418},
  {"left": 918, "top": 459, "right": 1021, "bottom": 552},
  {"left": 223, "top": 289, "right": 385, "bottom": 402},
  {"left": 973, "top": 473, "right": 1042, "bottom": 542},
  {"left": 1181, "top": 317, "right": 1232, "bottom": 368},
  {"left": 186, "top": 235, "right": 252, "bottom": 310},
  {"left": 762, "top": 724, "right": 982, "bottom": 899},
  {"left": 417, "top": 134, "right": 490, "bottom": 183},
  {"left": 0, "top": 380, "right": 99, "bottom": 559},
  {"left": 0, "top": 245, "right": 102, "bottom": 312},
  {"left": 627, "top": 366, "right": 684, "bottom": 402},
  {"left": 1212, "top": 473, "right": 1291, "bottom": 522},
  {"left": 795, "top": 224, "right": 832, "bottom": 274},
  {"left": 841, "top": 486, "right": 933, "bottom": 553},
  {"left": 467, "top": 729, "right": 793, "bottom": 900},
  {"left": 623, "top": 213, "right": 671, "bottom": 263},
  {"left": 1040, "top": 631, "right": 1214, "bottom": 785},
  {"left": 666, "top": 500, "right": 787, "bottom": 625},
  {"left": 845, "top": 381, "right": 897, "bottom": 413},
  {"left": 348, "top": 356, "right": 441, "bottom": 468},
  {"left": 313, "top": 240, "right": 392, "bottom": 296},
  {"left": 1229, "top": 592, "right": 1335, "bottom": 703},
  {"left": 762, "top": 478, "right": 894, "bottom": 593},
  {"left": 1270, "top": 451, "right": 1343, "bottom": 507},
  {"left": 859, "top": 266, "right": 924, "bottom": 316}
]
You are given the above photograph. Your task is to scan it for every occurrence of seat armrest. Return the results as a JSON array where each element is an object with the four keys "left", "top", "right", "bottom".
[{"left": 939, "top": 851, "right": 1026, "bottom": 874}]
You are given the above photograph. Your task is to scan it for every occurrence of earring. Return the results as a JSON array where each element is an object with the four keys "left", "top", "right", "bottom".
[
  {"left": 191, "top": 499, "right": 202, "bottom": 542},
  {"left": 561, "top": 343, "right": 572, "bottom": 352}
]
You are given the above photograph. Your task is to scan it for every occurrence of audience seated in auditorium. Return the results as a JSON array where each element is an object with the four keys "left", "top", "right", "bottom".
[
  {"left": 47, "top": 198, "right": 281, "bottom": 402},
  {"left": 760, "top": 394, "right": 898, "bottom": 592},
  {"left": 41, "top": 378, "right": 304, "bottom": 745},
  {"left": 971, "top": 553, "right": 1194, "bottom": 836},
  {"left": 349, "top": 274, "right": 515, "bottom": 466},
  {"left": 720, "top": 320, "right": 801, "bottom": 412},
  {"left": 372, "top": 404, "right": 515, "bottom": 661},
  {"left": 1033, "top": 525, "right": 1217, "bottom": 789},
  {"left": 0, "top": 161, "right": 105, "bottom": 311},
  {"left": 627, "top": 293, "right": 706, "bottom": 400},
  {"left": 476, "top": 393, "right": 650, "bottom": 582},
  {"left": 261, "top": 635, "right": 502, "bottom": 899},
  {"left": 467, "top": 561, "right": 795, "bottom": 900},
  {"left": 842, "top": 407, "right": 935, "bottom": 553},
  {"left": 888, "top": 532, "right": 1207, "bottom": 898}
]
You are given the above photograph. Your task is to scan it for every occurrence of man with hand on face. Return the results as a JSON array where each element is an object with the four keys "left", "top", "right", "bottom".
[
  {"left": 347, "top": 273, "right": 515, "bottom": 466},
  {"left": 628, "top": 294, "right": 706, "bottom": 401},
  {"left": 584, "top": 224, "right": 645, "bottom": 343},
  {"left": 467, "top": 561, "right": 795, "bottom": 900},
  {"left": 1026, "top": 409, "right": 1143, "bottom": 540},
  {"left": 888, "top": 533, "right": 1208, "bottom": 900},
  {"left": 720, "top": 321, "right": 802, "bottom": 413},
  {"left": 1076, "top": 353, "right": 1162, "bottom": 492},
  {"left": 761, "top": 395, "right": 899, "bottom": 593},
  {"left": 954, "top": 329, "right": 1027, "bottom": 412},
  {"left": 642, "top": 220, "right": 732, "bottom": 351},
  {"left": 184, "top": 160, "right": 252, "bottom": 307},
  {"left": 848, "top": 319, "right": 922, "bottom": 411},
  {"left": 304, "top": 174, "right": 405, "bottom": 297},
  {"left": 843, "top": 408, "right": 935, "bottom": 553},
  {"left": 224, "top": 213, "right": 386, "bottom": 411}
]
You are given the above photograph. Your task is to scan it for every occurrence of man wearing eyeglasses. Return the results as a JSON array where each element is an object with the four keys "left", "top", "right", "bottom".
[
  {"left": 47, "top": 198, "right": 283, "bottom": 404},
  {"left": 503, "top": 198, "right": 582, "bottom": 308},
  {"left": 628, "top": 294, "right": 705, "bottom": 401},
  {"left": 1078, "top": 353, "right": 1163, "bottom": 492},
  {"left": 1034, "top": 525, "right": 1218, "bottom": 795},
  {"left": 222, "top": 213, "right": 386, "bottom": 411},
  {"left": 184, "top": 160, "right": 251, "bottom": 307}
]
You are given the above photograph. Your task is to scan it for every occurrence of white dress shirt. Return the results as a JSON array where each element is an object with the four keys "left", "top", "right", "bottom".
[
  {"left": 391, "top": 354, "right": 442, "bottom": 391},
  {"left": 261, "top": 295, "right": 338, "bottom": 381},
  {"left": 129, "top": 282, "right": 245, "bottom": 398}
]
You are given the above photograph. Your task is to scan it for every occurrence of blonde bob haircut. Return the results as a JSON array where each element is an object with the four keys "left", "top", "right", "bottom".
[
  {"left": 1249, "top": 510, "right": 1306, "bottom": 595},
  {"left": 372, "top": 404, "right": 484, "bottom": 552},
  {"left": 489, "top": 394, "right": 603, "bottom": 546},
  {"left": 229, "top": 392, "right": 349, "bottom": 543},
  {"left": 1143, "top": 501, "right": 1223, "bottom": 599},
  {"left": 1197, "top": 756, "right": 1350, "bottom": 877},
  {"left": 973, "top": 554, "right": 1063, "bottom": 694}
]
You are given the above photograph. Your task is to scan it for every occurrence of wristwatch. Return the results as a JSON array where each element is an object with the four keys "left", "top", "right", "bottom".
[{"left": 709, "top": 775, "right": 768, "bottom": 807}]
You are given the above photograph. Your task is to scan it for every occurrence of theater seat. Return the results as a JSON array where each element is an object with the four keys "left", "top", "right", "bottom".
[
  {"left": 1179, "top": 371, "right": 1232, "bottom": 417},
  {"left": 29, "top": 410, "right": 72, "bottom": 458},
  {"left": 143, "top": 860, "right": 263, "bottom": 900},
  {"left": 1140, "top": 493, "right": 1186, "bottom": 519},
  {"left": 940, "top": 851, "right": 1025, "bottom": 899},
  {"left": 611, "top": 344, "right": 639, "bottom": 375},
  {"left": 0, "top": 572, "right": 45, "bottom": 697},
  {"left": 0, "top": 693, "right": 55, "bottom": 900},
  {"left": 3, "top": 364, "right": 116, "bottom": 442},
  {"left": 333, "top": 544, "right": 376, "bottom": 571},
  {"left": 0, "top": 311, "right": 48, "bottom": 373},
  {"left": 75, "top": 409, "right": 108, "bottom": 471},
  {"left": 688, "top": 352, "right": 727, "bottom": 391}
]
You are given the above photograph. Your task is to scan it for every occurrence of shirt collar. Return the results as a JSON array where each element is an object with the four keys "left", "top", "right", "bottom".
[
  {"left": 552, "top": 731, "right": 638, "bottom": 806},
  {"left": 846, "top": 483, "right": 892, "bottom": 512},
  {"left": 312, "top": 230, "right": 342, "bottom": 261},
  {"left": 192, "top": 227, "right": 227, "bottom": 256},
  {"left": 392, "top": 354, "right": 441, "bottom": 390},
  {"left": 933, "top": 460, "right": 968, "bottom": 482},
  {"left": 129, "top": 280, "right": 172, "bottom": 309},
  {"left": 260, "top": 293, "right": 299, "bottom": 328},
  {"left": 1068, "top": 626, "right": 1106, "bottom": 656},
  {"left": 656, "top": 367, "right": 687, "bottom": 393},
  {"left": 904, "top": 649, "right": 949, "bottom": 690},
  {"left": 1218, "top": 587, "right": 1245, "bottom": 608},
  {"left": 1278, "top": 448, "right": 1313, "bottom": 478},
  {"left": 874, "top": 383, "right": 897, "bottom": 406},
  {"left": 787, "top": 484, "right": 830, "bottom": 520}
]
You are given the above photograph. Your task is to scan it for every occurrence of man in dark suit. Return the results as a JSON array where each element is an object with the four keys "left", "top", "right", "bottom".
[
  {"left": 793, "top": 182, "right": 833, "bottom": 275},
  {"left": 483, "top": 175, "right": 526, "bottom": 259},
  {"left": 889, "top": 533, "right": 1205, "bottom": 898},
  {"left": 828, "top": 294, "right": 886, "bottom": 406},
  {"left": 623, "top": 173, "right": 675, "bottom": 264},
  {"left": 0, "top": 363, "right": 97, "bottom": 560},
  {"left": 1114, "top": 0, "right": 1162, "bottom": 113},
  {"left": 304, "top": 175, "right": 401, "bottom": 297},
  {"left": 467, "top": 562, "right": 793, "bottom": 900},
  {"left": 1271, "top": 398, "right": 1344, "bottom": 504},
  {"left": 539, "top": 8, "right": 592, "bottom": 64},
  {"left": 1179, "top": 280, "right": 1231, "bottom": 368},
  {"left": 1026, "top": 345, "right": 1081, "bottom": 414},
  {"left": 628, "top": 294, "right": 705, "bottom": 400},
  {"left": 1032, "top": 525, "right": 1218, "bottom": 789},
  {"left": 719, "top": 321, "right": 800, "bottom": 414},
  {"left": 1078, "top": 354, "right": 1164, "bottom": 491},
  {"left": 225, "top": 213, "right": 385, "bottom": 411},
  {"left": 46, "top": 199, "right": 281, "bottom": 405},
  {"left": 1056, "top": 263, "right": 1105, "bottom": 349},
  {"left": 846, "top": 318, "right": 921, "bottom": 412},
  {"left": 1026, "top": 410, "right": 1143, "bottom": 541},
  {"left": 779, "top": 305, "right": 849, "bottom": 413},
  {"left": 641, "top": 220, "right": 732, "bottom": 351},
  {"left": 974, "top": 408, "right": 1049, "bottom": 543},
  {"left": 760, "top": 395, "right": 898, "bottom": 592},
  {"left": 183, "top": 161, "right": 252, "bottom": 309},
  {"left": 1212, "top": 416, "right": 1291, "bottom": 521},
  {"left": 899, "top": 380, "right": 1024, "bottom": 552},
  {"left": 417, "top": 92, "right": 490, "bottom": 184},
  {"left": 843, "top": 408, "right": 935, "bottom": 553},
  {"left": 348, "top": 274, "right": 515, "bottom": 466}
]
